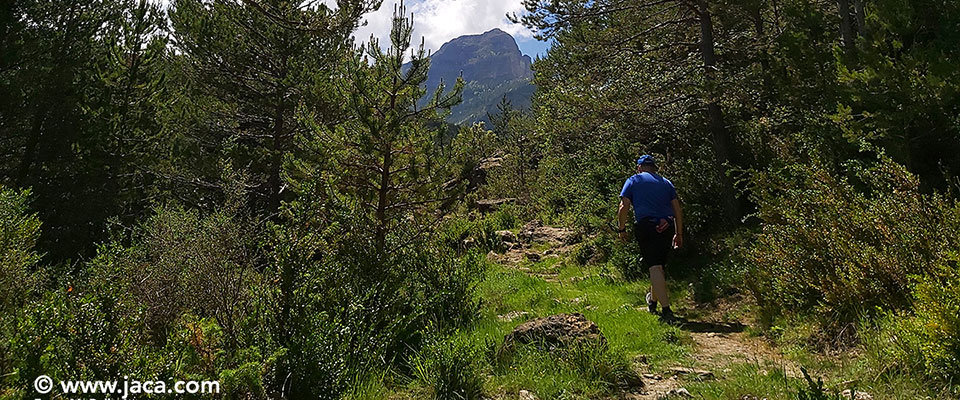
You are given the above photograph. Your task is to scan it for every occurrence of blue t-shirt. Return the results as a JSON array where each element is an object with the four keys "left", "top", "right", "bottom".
[{"left": 620, "top": 172, "right": 677, "bottom": 222}]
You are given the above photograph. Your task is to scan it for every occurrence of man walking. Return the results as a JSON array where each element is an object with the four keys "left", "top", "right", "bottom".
[{"left": 617, "top": 155, "right": 684, "bottom": 322}]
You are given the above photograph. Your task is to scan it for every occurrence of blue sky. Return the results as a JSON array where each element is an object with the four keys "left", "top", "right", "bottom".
[{"left": 352, "top": 0, "right": 550, "bottom": 58}]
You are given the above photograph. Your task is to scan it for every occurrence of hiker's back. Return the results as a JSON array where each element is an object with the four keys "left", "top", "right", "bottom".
[{"left": 620, "top": 172, "right": 676, "bottom": 220}]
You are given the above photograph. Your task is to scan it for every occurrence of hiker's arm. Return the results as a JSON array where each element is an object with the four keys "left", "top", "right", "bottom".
[
  {"left": 671, "top": 198, "right": 684, "bottom": 248},
  {"left": 618, "top": 197, "right": 632, "bottom": 241}
]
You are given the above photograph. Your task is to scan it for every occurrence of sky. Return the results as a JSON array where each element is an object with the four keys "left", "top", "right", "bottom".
[
  {"left": 156, "top": 0, "right": 550, "bottom": 58},
  {"left": 351, "top": 0, "right": 550, "bottom": 58}
]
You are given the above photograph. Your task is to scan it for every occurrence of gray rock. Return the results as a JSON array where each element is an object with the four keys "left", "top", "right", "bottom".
[
  {"left": 668, "top": 366, "right": 714, "bottom": 379},
  {"left": 475, "top": 198, "right": 517, "bottom": 213},
  {"left": 496, "top": 230, "right": 517, "bottom": 243},
  {"left": 502, "top": 313, "right": 605, "bottom": 351},
  {"left": 840, "top": 390, "right": 873, "bottom": 400}
]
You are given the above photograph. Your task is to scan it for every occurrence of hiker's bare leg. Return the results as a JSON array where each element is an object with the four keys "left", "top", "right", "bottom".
[{"left": 649, "top": 265, "right": 670, "bottom": 309}]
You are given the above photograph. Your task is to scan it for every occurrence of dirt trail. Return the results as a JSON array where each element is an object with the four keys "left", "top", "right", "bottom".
[{"left": 489, "top": 222, "right": 800, "bottom": 399}]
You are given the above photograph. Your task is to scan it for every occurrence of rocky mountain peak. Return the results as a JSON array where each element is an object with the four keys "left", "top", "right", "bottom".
[{"left": 419, "top": 29, "right": 535, "bottom": 124}]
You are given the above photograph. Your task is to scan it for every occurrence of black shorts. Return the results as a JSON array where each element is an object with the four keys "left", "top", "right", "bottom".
[{"left": 634, "top": 218, "right": 674, "bottom": 268}]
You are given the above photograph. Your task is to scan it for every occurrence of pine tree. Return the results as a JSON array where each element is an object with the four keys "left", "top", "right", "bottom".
[
  {"left": 0, "top": 0, "right": 166, "bottom": 259},
  {"left": 168, "top": 0, "right": 378, "bottom": 215},
  {"left": 310, "top": 3, "right": 464, "bottom": 254}
]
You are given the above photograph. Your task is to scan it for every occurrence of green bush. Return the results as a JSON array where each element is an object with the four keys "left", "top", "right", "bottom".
[
  {"left": 796, "top": 368, "right": 842, "bottom": 400},
  {"left": 610, "top": 240, "right": 645, "bottom": 281},
  {"left": 90, "top": 205, "right": 259, "bottom": 345},
  {"left": 743, "top": 158, "right": 960, "bottom": 329},
  {"left": 911, "top": 252, "right": 960, "bottom": 380},
  {"left": 0, "top": 186, "right": 44, "bottom": 391},
  {"left": 411, "top": 335, "right": 485, "bottom": 400},
  {"left": 266, "top": 197, "right": 487, "bottom": 399},
  {"left": 436, "top": 214, "right": 511, "bottom": 253},
  {"left": 0, "top": 186, "right": 42, "bottom": 312},
  {"left": 3, "top": 285, "right": 153, "bottom": 393},
  {"left": 571, "top": 234, "right": 614, "bottom": 266}
]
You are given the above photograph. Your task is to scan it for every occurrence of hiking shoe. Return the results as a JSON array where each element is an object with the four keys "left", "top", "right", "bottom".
[
  {"left": 659, "top": 307, "right": 677, "bottom": 325},
  {"left": 646, "top": 292, "right": 657, "bottom": 313}
]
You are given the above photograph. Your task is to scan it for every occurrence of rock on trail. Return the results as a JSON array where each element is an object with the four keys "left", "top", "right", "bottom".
[{"left": 502, "top": 313, "right": 605, "bottom": 351}]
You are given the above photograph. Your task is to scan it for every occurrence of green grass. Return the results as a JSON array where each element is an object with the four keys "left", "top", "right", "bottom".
[{"left": 351, "top": 252, "right": 957, "bottom": 400}]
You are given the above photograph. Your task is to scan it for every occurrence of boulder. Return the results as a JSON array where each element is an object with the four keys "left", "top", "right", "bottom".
[
  {"left": 518, "top": 220, "right": 574, "bottom": 245},
  {"left": 496, "top": 230, "right": 517, "bottom": 243},
  {"left": 840, "top": 390, "right": 873, "bottom": 400},
  {"left": 475, "top": 198, "right": 517, "bottom": 213},
  {"left": 518, "top": 389, "right": 538, "bottom": 400},
  {"left": 502, "top": 313, "right": 605, "bottom": 351}
]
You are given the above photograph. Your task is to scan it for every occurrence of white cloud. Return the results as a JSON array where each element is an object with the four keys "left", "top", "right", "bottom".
[
  {"left": 354, "top": 0, "right": 531, "bottom": 54},
  {"left": 153, "top": 0, "right": 536, "bottom": 55}
]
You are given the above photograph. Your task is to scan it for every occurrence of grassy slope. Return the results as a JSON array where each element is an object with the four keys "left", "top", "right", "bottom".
[{"left": 350, "top": 244, "right": 948, "bottom": 399}]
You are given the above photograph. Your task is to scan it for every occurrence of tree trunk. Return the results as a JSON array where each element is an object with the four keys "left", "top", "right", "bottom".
[
  {"left": 17, "top": 103, "right": 47, "bottom": 186},
  {"left": 375, "top": 148, "right": 391, "bottom": 254},
  {"left": 837, "top": 0, "right": 856, "bottom": 50},
  {"left": 268, "top": 97, "right": 285, "bottom": 214},
  {"left": 854, "top": 0, "right": 865, "bottom": 34},
  {"left": 695, "top": 0, "right": 740, "bottom": 225}
]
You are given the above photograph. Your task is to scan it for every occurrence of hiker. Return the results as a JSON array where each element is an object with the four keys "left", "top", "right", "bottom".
[{"left": 617, "top": 155, "right": 684, "bottom": 322}]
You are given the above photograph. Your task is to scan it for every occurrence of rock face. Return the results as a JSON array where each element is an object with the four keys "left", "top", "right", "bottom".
[
  {"left": 502, "top": 313, "right": 605, "bottom": 350},
  {"left": 518, "top": 220, "right": 575, "bottom": 245},
  {"left": 427, "top": 29, "right": 533, "bottom": 89},
  {"left": 417, "top": 29, "right": 535, "bottom": 124}
]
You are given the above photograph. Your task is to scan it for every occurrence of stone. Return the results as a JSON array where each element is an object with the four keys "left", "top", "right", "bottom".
[
  {"left": 518, "top": 389, "right": 538, "bottom": 400},
  {"left": 668, "top": 367, "right": 714, "bottom": 379},
  {"left": 840, "top": 390, "right": 873, "bottom": 400},
  {"left": 475, "top": 198, "right": 517, "bottom": 213},
  {"left": 502, "top": 313, "right": 605, "bottom": 351},
  {"left": 667, "top": 388, "right": 692, "bottom": 397},
  {"left": 525, "top": 252, "right": 541, "bottom": 261},
  {"left": 497, "top": 311, "right": 529, "bottom": 322},
  {"left": 619, "top": 370, "right": 645, "bottom": 389},
  {"left": 518, "top": 220, "right": 574, "bottom": 245},
  {"left": 496, "top": 230, "right": 517, "bottom": 243}
]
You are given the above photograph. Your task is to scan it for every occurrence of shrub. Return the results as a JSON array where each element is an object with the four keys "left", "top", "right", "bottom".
[
  {"left": 796, "top": 368, "right": 842, "bottom": 400},
  {"left": 571, "top": 234, "right": 614, "bottom": 266},
  {"left": 743, "top": 158, "right": 960, "bottom": 329},
  {"left": 91, "top": 205, "right": 259, "bottom": 346},
  {"left": 911, "top": 252, "right": 960, "bottom": 380},
  {"left": 610, "top": 240, "right": 645, "bottom": 281},
  {"left": 0, "top": 186, "right": 42, "bottom": 312},
  {"left": 411, "top": 335, "right": 485, "bottom": 400},
  {"left": 436, "top": 215, "right": 507, "bottom": 253},
  {"left": 266, "top": 196, "right": 487, "bottom": 399},
  {"left": 0, "top": 186, "right": 43, "bottom": 387},
  {"left": 3, "top": 285, "right": 152, "bottom": 393}
]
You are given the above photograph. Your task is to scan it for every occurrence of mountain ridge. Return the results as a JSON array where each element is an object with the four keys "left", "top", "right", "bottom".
[{"left": 419, "top": 28, "right": 535, "bottom": 125}]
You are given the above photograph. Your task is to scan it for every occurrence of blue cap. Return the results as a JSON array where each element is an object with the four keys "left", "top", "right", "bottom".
[{"left": 637, "top": 155, "right": 657, "bottom": 166}]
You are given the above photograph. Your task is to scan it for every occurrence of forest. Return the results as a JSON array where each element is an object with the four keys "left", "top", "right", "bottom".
[{"left": 1, "top": 0, "right": 959, "bottom": 399}]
